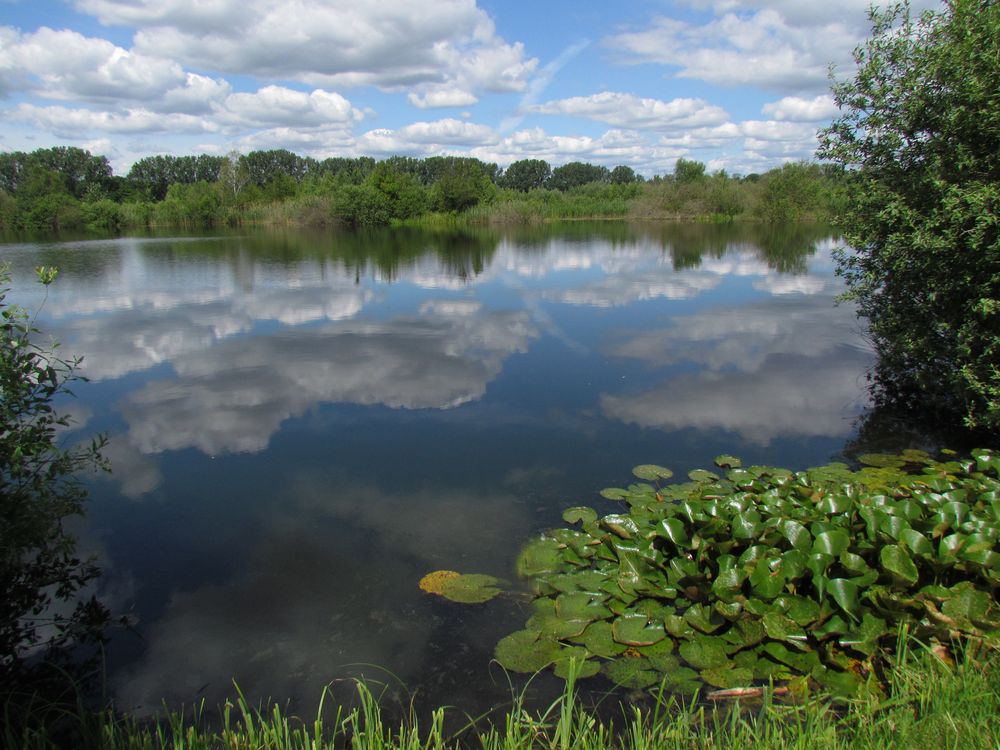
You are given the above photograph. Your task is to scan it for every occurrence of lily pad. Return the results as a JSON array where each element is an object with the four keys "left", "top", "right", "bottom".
[
  {"left": 700, "top": 665, "right": 754, "bottom": 689},
  {"left": 553, "top": 652, "right": 601, "bottom": 680},
  {"left": 603, "top": 657, "right": 660, "bottom": 689},
  {"left": 612, "top": 613, "right": 666, "bottom": 646},
  {"left": 679, "top": 636, "right": 730, "bottom": 670},
  {"left": 632, "top": 464, "right": 674, "bottom": 481},
  {"left": 563, "top": 506, "right": 598, "bottom": 525},
  {"left": 580, "top": 621, "right": 628, "bottom": 658},
  {"left": 689, "top": 469, "right": 720, "bottom": 482},
  {"left": 433, "top": 573, "right": 503, "bottom": 603},
  {"left": 715, "top": 455, "right": 742, "bottom": 469},
  {"left": 517, "top": 538, "right": 563, "bottom": 577},
  {"left": 494, "top": 631, "right": 561, "bottom": 673},
  {"left": 555, "top": 592, "right": 611, "bottom": 622}
]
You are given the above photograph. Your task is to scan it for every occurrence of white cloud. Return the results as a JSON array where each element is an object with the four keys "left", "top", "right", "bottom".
[
  {"left": 0, "top": 27, "right": 186, "bottom": 102},
  {"left": 606, "top": 8, "right": 856, "bottom": 93},
  {"left": 355, "top": 119, "right": 497, "bottom": 155},
  {"left": 74, "top": 0, "right": 536, "bottom": 96},
  {"left": 762, "top": 94, "right": 839, "bottom": 121},
  {"left": 9, "top": 103, "right": 218, "bottom": 136},
  {"left": 407, "top": 89, "right": 479, "bottom": 109},
  {"left": 530, "top": 92, "right": 730, "bottom": 131},
  {"left": 220, "top": 85, "right": 363, "bottom": 128}
]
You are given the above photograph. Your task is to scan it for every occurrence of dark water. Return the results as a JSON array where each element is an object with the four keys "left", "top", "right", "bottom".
[{"left": 2, "top": 222, "right": 875, "bottom": 717}]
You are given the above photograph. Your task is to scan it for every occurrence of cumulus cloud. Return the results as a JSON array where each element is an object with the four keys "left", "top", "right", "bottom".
[
  {"left": 356, "top": 119, "right": 497, "bottom": 155},
  {"left": 408, "top": 88, "right": 479, "bottom": 109},
  {"left": 530, "top": 92, "right": 730, "bottom": 131},
  {"left": 121, "top": 304, "right": 538, "bottom": 455},
  {"left": 0, "top": 26, "right": 186, "bottom": 101},
  {"left": 606, "top": 8, "right": 856, "bottom": 92},
  {"left": 762, "top": 94, "right": 839, "bottom": 121},
  {"left": 9, "top": 103, "right": 218, "bottom": 136},
  {"left": 74, "top": 0, "right": 536, "bottom": 96},
  {"left": 220, "top": 85, "right": 363, "bottom": 128}
]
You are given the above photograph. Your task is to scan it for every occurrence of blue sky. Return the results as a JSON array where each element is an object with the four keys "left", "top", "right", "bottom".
[{"left": 0, "top": 0, "right": 943, "bottom": 177}]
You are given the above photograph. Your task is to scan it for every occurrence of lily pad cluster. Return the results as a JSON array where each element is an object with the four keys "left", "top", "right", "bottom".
[{"left": 495, "top": 450, "right": 1000, "bottom": 696}]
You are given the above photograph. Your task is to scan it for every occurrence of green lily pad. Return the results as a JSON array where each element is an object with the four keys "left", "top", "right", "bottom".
[
  {"left": 553, "top": 652, "right": 601, "bottom": 680},
  {"left": 612, "top": 614, "right": 666, "bottom": 646},
  {"left": 555, "top": 592, "right": 611, "bottom": 622},
  {"left": 689, "top": 469, "right": 720, "bottom": 482},
  {"left": 941, "top": 582, "right": 994, "bottom": 624},
  {"left": 603, "top": 657, "right": 659, "bottom": 689},
  {"left": 632, "top": 464, "right": 674, "bottom": 481},
  {"left": 434, "top": 573, "right": 503, "bottom": 603},
  {"left": 563, "top": 506, "right": 598, "bottom": 525},
  {"left": 600, "top": 488, "right": 631, "bottom": 501},
  {"left": 602, "top": 514, "right": 640, "bottom": 539},
  {"left": 700, "top": 665, "right": 754, "bottom": 689},
  {"left": 858, "top": 453, "right": 907, "bottom": 469},
  {"left": 526, "top": 611, "right": 591, "bottom": 640},
  {"left": 580, "top": 621, "right": 628, "bottom": 658},
  {"left": 880, "top": 545, "right": 919, "bottom": 586},
  {"left": 679, "top": 636, "right": 730, "bottom": 670},
  {"left": 517, "top": 538, "right": 563, "bottom": 577},
  {"left": 494, "top": 631, "right": 562, "bottom": 673},
  {"left": 715, "top": 455, "right": 742, "bottom": 469},
  {"left": 683, "top": 603, "right": 724, "bottom": 633},
  {"left": 762, "top": 642, "right": 821, "bottom": 673}
]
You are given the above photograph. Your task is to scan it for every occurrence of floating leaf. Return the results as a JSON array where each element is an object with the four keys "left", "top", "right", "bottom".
[
  {"left": 633, "top": 464, "right": 674, "bottom": 481},
  {"left": 494, "top": 631, "right": 561, "bottom": 673},
  {"left": 859, "top": 453, "right": 907, "bottom": 469},
  {"left": 419, "top": 570, "right": 460, "bottom": 595},
  {"left": 679, "top": 636, "right": 730, "bottom": 670},
  {"left": 555, "top": 592, "right": 611, "bottom": 622},
  {"left": 551, "top": 647, "right": 601, "bottom": 679},
  {"left": 657, "top": 517, "right": 690, "bottom": 547},
  {"left": 689, "top": 469, "right": 720, "bottom": 482},
  {"left": 700, "top": 665, "right": 753, "bottom": 689},
  {"left": 612, "top": 614, "right": 666, "bottom": 646},
  {"left": 563, "top": 506, "right": 598, "bottom": 525},
  {"left": 715, "top": 455, "right": 742, "bottom": 469},
  {"left": 600, "top": 488, "right": 631, "bottom": 501},
  {"left": 603, "top": 657, "right": 659, "bottom": 689},
  {"left": 602, "top": 514, "right": 640, "bottom": 539},
  {"left": 575, "top": 622, "right": 626, "bottom": 658},
  {"left": 433, "top": 573, "right": 503, "bottom": 603},
  {"left": 812, "top": 529, "right": 850, "bottom": 557},
  {"left": 879, "top": 545, "right": 919, "bottom": 586},
  {"left": 517, "top": 538, "right": 563, "bottom": 577},
  {"left": 827, "top": 578, "right": 860, "bottom": 620}
]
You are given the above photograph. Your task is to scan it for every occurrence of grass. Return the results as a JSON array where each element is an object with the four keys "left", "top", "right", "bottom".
[{"left": 5, "top": 640, "right": 997, "bottom": 749}]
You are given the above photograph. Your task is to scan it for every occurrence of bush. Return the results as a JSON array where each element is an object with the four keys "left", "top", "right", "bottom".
[
  {"left": 0, "top": 268, "right": 109, "bottom": 694},
  {"left": 819, "top": 0, "right": 1000, "bottom": 430}
]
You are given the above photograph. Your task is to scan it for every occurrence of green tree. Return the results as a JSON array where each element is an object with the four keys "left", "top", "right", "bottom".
[
  {"left": 1, "top": 267, "right": 109, "bottom": 692},
  {"left": 546, "top": 161, "right": 609, "bottom": 191},
  {"left": 501, "top": 159, "right": 551, "bottom": 191},
  {"left": 432, "top": 159, "right": 496, "bottom": 212},
  {"left": 673, "top": 158, "right": 706, "bottom": 183},
  {"left": 609, "top": 165, "right": 640, "bottom": 184},
  {"left": 818, "top": 0, "right": 1000, "bottom": 430}
]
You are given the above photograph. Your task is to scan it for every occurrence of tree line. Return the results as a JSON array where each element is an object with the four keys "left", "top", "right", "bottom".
[{"left": 0, "top": 146, "right": 843, "bottom": 231}]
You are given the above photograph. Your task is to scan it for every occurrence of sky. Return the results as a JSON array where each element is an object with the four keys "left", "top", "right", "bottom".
[{"left": 0, "top": 0, "right": 944, "bottom": 177}]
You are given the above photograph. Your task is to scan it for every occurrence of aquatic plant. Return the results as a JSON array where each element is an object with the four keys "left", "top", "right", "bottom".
[{"left": 430, "top": 450, "right": 1000, "bottom": 697}]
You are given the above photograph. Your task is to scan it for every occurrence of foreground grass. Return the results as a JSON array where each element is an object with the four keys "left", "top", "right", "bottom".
[{"left": 7, "top": 643, "right": 997, "bottom": 750}]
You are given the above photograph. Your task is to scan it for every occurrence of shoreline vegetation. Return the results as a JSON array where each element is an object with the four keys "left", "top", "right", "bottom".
[
  {"left": 9, "top": 645, "right": 998, "bottom": 749},
  {"left": 0, "top": 148, "right": 844, "bottom": 235}
]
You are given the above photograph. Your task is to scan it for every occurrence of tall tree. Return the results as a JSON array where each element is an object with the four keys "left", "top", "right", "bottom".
[
  {"left": 818, "top": 0, "right": 1000, "bottom": 430},
  {"left": 501, "top": 159, "right": 551, "bottom": 191}
]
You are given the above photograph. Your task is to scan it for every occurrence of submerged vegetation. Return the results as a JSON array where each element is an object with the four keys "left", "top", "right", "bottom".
[{"left": 0, "top": 147, "right": 844, "bottom": 233}]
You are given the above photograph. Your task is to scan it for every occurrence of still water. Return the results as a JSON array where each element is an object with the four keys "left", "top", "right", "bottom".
[{"left": 3, "top": 222, "right": 874, "bottom": 716}]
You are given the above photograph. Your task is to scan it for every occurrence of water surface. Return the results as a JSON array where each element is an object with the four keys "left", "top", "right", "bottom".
[{"left": 2, "top": 222, "right": 874, "bottom": 716}]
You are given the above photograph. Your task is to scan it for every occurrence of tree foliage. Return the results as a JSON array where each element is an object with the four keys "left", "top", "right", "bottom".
[
  {"left": 818, "top": 0, "right": 1000, "bottom": 430},
  {"left": 0, "top": 268, "right": 109, "bottom": 690}
]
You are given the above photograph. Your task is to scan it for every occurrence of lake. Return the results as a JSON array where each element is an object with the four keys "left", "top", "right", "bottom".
[{"left": 2, "top": 221, "right": 876, "bottom": 717}]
